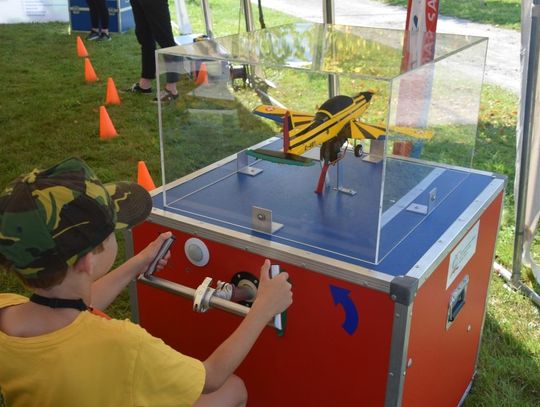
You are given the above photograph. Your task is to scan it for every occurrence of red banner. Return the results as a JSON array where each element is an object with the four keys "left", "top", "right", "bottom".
[{"left": 395, "top": 0, "right": 440, "bottom": 155}]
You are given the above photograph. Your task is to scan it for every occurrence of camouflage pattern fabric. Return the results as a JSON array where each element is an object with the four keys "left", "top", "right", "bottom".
[{"left": 0, "top": 157, "right": 152, "bottom": 280}]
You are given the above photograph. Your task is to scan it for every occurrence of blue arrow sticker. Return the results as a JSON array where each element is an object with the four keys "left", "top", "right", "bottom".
[{"left": 330, "top": 285, "right": 359, "bottom": 335}]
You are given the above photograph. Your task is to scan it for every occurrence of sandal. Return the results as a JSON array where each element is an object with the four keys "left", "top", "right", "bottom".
[
  {"left": 153, "top": 89, "right": 179, "bottom": 103},
  {"left": 126, "top": 82, "right": 152, "bottom": 94}
]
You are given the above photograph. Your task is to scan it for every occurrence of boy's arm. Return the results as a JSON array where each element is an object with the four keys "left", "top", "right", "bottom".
[
  {"left": 201, "top": 260, "right": 292, "bottom": 393},
  {"left": 90, "top": 232, "right": 173, "bottom": 310}
]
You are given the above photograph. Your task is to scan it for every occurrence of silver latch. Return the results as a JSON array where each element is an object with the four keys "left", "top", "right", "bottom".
[{"left": 252, "top": 206, "right": 283, "bottom": 234}]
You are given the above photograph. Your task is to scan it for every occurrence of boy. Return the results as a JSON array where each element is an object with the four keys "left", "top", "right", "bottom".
[{"left": 0, "top": 157, "right": 292, "bottom": 406}]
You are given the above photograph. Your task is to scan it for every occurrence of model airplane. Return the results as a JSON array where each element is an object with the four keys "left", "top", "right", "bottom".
[{"left": 247, "top": 91, "right": 432, "bottom": 193}]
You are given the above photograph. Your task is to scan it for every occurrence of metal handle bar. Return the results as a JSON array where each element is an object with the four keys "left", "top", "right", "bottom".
[{"left": 139, "top": 275, "right": 276, "bottom": 328}]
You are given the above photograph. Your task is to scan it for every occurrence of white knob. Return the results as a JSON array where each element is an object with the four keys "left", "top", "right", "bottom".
[{"left": 184, "top": 238, "right": 210, "bottom": 267}]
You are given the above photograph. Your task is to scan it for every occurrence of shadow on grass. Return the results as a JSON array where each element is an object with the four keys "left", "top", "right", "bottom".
[{"left": 464, "top": 307, "right": 540, "bottom": 406}]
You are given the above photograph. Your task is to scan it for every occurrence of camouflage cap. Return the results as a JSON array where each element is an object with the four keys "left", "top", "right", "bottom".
[{"left": 0, "top": 157, "right": 152, "bottom": 280}]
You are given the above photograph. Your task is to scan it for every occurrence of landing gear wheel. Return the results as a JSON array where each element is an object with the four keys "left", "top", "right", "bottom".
[{"left": 354, "top": 144, "right": 364, "bottom": 157}]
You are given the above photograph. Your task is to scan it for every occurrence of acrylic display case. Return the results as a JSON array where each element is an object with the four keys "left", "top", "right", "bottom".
[
  {"left": 129, "top": 23, "right": 505, "bottom": 406},
  {"left": 155, "top": 22, "right": 488, "bottom": 265}
]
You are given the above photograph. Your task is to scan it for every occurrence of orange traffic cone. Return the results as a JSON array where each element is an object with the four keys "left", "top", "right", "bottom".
[
  {"left": 84, "top": 58, "right": 99, "bottom": 82},
  {"left": 105, "top": 77, "right": 121, "bottom": 105},
  {"left": 194, "top": 62, "right": 208, "bottom": 85},
  {"left": 99, "top": 106, "right": 118, "bottom": 139},
  {"left": 137, "top": 161, "right": 156, "bottom": 191},
  {"left": 76, "top": 36, "right": 88, "bottom": 57}
]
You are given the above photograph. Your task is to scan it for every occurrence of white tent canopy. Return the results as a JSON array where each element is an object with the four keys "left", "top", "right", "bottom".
[{"left": 1, "top": 0, "right": 68, "bottom": 24}]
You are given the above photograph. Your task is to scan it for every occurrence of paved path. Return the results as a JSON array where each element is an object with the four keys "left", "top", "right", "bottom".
[{"left": 260, "top": 0, "right": 521, "bottom": 94}]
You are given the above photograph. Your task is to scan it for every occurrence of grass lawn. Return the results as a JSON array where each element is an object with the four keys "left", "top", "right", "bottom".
[
  {"left": 0, "top": 0, "right": 539, "bottom": 405},
  {"left": 381, "top": 0, "right": 521, "bottom": 30}
]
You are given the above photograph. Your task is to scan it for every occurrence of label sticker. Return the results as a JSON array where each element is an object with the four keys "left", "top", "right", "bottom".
[{"left": 447, "top": 222, "right": 479, "bottom": 289}]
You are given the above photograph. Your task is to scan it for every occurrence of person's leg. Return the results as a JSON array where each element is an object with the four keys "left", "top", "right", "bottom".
[
  {"left": 85, "top": 0, "right": 101, "bottom": 40},
  {"left": 130, "top": 0, "right": 156, "bottom": 89},
  {"left": 96, "top": 0, "right": 110, "bottom": 39},
  {"left": 193, "top": 375, "right": 247, "bottom": 407},
  {"left": 139, "top": 0, "right": 178, "bottom": 94}
]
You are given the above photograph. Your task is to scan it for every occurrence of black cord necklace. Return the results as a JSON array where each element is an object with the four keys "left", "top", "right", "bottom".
[{"left": 29, "top": 293, "right": 88, "bottom": 311}]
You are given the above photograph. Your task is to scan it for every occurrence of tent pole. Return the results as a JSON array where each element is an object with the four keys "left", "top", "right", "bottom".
[
  {"left": 173, "top": 0, "right": 192, "bottom": 35},
  {"left": 323, "top": 0, "right": 335, "bottom": 23},
  {"left": 513, "top": 2, "right": 540, "bottom": 285},
  {"left": 495, "top": 263, "right": 540, "bottom": 307},
  {"left": 241, "top": 0, "right": 254, "bottom": 32},
  {"left": 200, "top": 0, "right": 214, "bottom": 38},
  {"left": 323, "top": 0, "right": 338, "bottom": 98}
]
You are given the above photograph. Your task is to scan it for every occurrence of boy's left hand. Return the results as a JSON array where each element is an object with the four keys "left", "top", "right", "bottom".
[{"left": 134, "top": 232, "right": 173, "bottom": 277}]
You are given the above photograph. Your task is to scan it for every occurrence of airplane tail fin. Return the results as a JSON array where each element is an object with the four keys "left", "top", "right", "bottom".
[
  {"left": 283, "top": 110, "right": 290, "bottom": 152},
  {"left": 350, "top": 121, "right": 387, "bottom": 140},
  {"left": 253, "top": 105, "right": 314, "bottom": 129}
]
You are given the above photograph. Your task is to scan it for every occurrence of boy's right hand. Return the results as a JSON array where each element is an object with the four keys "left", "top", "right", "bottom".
[
  {"left": 133, "top": 232, "right": 173, "bottom": 278},
  {"left": 250, "top": 259, "right": 293, "bottom": 322}
]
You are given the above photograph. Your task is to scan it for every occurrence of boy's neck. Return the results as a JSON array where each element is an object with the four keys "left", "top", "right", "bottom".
[
  {"left": 0, "top": 300, "right": 83, "bottom": 337},
  {"left": 29, "top": 293, "right": 88, "bottom": 311},
  {"left": 34, "top": 268, "right": 92, "bottom": 306},
  {"left": 0, "top": 261, "right": 96, "bottom": 338}
]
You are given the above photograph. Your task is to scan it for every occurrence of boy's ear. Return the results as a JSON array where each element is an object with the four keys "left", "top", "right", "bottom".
[{"left": 73, "top": 252, "right": 94, "bottom": 276}]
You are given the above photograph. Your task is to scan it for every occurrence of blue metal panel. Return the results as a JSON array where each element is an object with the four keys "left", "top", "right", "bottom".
[
  {"left": 69, "top": 0, "right": 134, "bottom": 33},
  {"left": 154, "top": 152, "right": 496, "bottom": 277}
]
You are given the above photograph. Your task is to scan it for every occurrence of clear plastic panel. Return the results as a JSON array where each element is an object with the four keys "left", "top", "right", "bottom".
[
  {"left": 379, "top": 33, "right": 487, "bottom": 261},
  {"left": 156, "top": 23, "right": 487, "bottom": 264}
]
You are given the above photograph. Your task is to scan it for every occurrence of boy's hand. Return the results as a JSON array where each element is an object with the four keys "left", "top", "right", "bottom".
[
  {"left": 250, "top": 259, "right": 293, "bottom": 322},
  {"left": 134, "top": 232, "right": 173, "bottom": 277}
]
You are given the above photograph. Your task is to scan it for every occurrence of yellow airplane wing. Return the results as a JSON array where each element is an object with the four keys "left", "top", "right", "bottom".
[
  {"left": 350, "top": 121, "right": 387, "bottom": 140},
  {"left": 253, "top": 105, "right": 314, "bottom": 129},
  {"left": 350, "top": 121, "right": 434, "bottom": 141},
  {"left": 389, "top": 126, "right": 434, "bottom": 140}
]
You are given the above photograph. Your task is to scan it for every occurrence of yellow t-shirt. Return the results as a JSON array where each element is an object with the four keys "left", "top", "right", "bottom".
[{"left": 0, "top": 293, "right": 205, "bottom": 407}]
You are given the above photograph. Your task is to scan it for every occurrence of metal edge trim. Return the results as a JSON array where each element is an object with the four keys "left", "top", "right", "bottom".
[
  {"left": 406, "top": 178, "right": 505, "bottom": 287},
  {"left": 472, "top": 189, "right": 506, "bottom": 372},
  {"left": 68, "top": 7, "right": 130, "bottom": 12},
  {"left": 148, "top": 208, "right": 393, "bottom": 292},
  {"left": 385, "top": 302, "right": 413, "bottom": 406},
  {"left": 457, "top": 375, "right": 475, "bottom": 407}
]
